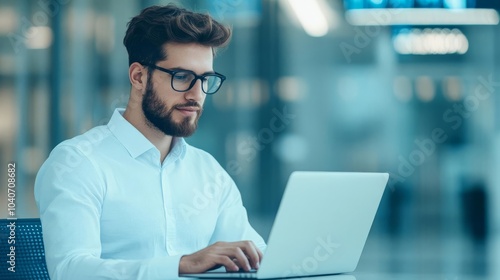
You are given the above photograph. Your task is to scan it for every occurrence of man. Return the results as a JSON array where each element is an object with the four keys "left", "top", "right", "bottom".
[{"left": 35, "top": 4, "right": 265, "bottom": 280}]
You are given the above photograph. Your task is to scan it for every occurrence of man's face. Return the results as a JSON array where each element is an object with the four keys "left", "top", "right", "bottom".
[{"left": 142, "top": 43, "right": 213, "bottom": 137}]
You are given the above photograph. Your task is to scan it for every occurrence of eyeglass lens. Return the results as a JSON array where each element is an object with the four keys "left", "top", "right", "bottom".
[{"left": 172, "top": 71, "right": 222, "bottom": 94}]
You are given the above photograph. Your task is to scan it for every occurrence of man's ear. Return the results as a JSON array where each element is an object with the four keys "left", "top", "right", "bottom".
[{"left": 129, "top": 62, "right": 147, "bottom": 91}]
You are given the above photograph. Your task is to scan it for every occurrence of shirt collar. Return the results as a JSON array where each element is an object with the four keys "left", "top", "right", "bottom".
[
  {"left": 164, "top": 137, "right": 187, "bottom": 165},
  {"left": 107, "top": 108, "right": 187, "bottom": 160}
]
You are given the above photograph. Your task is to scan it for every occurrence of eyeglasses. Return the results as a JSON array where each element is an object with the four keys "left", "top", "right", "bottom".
[{"left": 147, "top": 64, "right": 226, "bottom": 95}]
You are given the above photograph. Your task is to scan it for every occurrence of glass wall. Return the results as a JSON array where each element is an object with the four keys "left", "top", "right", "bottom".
[{"left": 1, "top": 0, "right": 498, "bottom": 278}]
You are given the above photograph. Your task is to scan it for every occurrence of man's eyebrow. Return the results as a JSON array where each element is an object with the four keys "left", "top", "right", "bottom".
[{"left": 170, "top": 67, "right": 215, "bottom": 75}]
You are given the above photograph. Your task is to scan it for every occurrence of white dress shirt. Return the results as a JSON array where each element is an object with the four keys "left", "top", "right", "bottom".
[{"left": 35, "top": 108, "right": 266, "bottom": 280}]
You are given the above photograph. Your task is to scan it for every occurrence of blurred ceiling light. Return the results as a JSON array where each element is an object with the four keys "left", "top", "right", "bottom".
[
  {"left": 23, "top": 147, "right": 46, "bottom": 175},
  {"left": 213, "top": 81, "right": 234, "bottom": 109},
  {"left": 95, "top": 15, "right": 115, "bottom": 54},
  {"left": 277, "top": 77, "right": 306, "bottom": 102},
  {"left": 393, "top": 28, "right": 468, "bottom": 55},
  {"left": 0, "top": 8, "right": 17, "bottom": 34},
  {"left": 26, "top": 26, "right": 53, "bottom": 49},
  {"left": 443, "top": 0, "right": 466, "bottom": 9},
  {"left": 231, "top": 79, "right": 269, "bottom": 107},
  {"left": 286, "top": 0, "right": 330, "bottom": 37},
  {"left": 416, "top": 76, "right": 435, "bottom": 102},
  {"left": 0, "top": 88, "right": 17, "bottom": 142},
  {"left": 250, "top": 80, "right": 267, "bottom": 106},
  {"left": 66, "top": 8, "right": 96, "bottom": 39},
  {"left": 442, "top": 76, "right": 462, "bottom": 101},
  {"left": 0, "top": 55, "right": 15, "bottom": 75},
  {"left": 346, "top": 8, "right": 499, "bottom": 26}
]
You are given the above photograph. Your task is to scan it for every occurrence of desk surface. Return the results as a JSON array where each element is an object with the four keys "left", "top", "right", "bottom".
[
  {"left": 179, "top": 232, "right": 498, "bottom": 280},
  {"left": 353, "top": 272, "right": 488, "bottom": 280},
  {"left": 180, "top": 273, "right": 489, "bottom": 280}
]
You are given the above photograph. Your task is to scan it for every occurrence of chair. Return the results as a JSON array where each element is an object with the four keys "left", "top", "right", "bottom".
[{"left": 0, "top": 218, "right": 50, "bottom": 279}]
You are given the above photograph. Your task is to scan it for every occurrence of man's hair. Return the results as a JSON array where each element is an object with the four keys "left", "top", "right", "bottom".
[{"left": 123, "top": 4, "right": 231, "bottom": 66}]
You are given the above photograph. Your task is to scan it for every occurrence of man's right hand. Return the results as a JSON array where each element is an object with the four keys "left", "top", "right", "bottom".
[{"left": 178, "top": 241, "right": 263, "bottom": 274}]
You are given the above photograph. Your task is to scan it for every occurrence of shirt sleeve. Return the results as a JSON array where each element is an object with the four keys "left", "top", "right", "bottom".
[
  {"left": 208, "top": 171, "right": 267, "bottom": 252},
  {"left": 34, "top": 144, "right": 182, "bottom": 280}
]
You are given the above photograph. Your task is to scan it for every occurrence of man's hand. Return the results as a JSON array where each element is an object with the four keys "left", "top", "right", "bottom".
[{"left": 179, "top": 241, "right": 263, "bottom": 274}]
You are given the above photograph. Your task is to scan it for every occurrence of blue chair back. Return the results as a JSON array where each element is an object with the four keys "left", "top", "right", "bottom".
[{"left": 0, "top": 218, "right": 50, "bottom": 279}]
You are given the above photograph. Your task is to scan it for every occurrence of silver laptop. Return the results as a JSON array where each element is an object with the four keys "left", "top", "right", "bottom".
[{"left": 180, "top": 171, "right": 389, "bottom": 279}]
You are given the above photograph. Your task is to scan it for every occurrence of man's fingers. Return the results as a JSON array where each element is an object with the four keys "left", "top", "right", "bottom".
[
  {"left": 256, "top": 247, "right": 263, "bottom": 263},
  {"left": 203, "top": 241, "right": 263, "bottom": 272},
  {"left": 239, "top": 241, "right": 261, "bottom": 269},
  {"left": 179, "top": 241, "right": 265, "bottom": 274},
  {"left": 225, "top": 247, "right": 252, "bottom": 271},
  {"left": 215, "top": 255, "right": 239, "bottom": 272}
]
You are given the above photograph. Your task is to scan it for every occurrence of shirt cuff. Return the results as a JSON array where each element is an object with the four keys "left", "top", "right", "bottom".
[{"left": 144, "top": 254, "right": 183, "bottom": 280}]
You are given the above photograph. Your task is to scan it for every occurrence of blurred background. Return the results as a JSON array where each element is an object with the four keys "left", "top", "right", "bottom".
[{"left": 0, "top": 0, "right": 499, "bottom": 278}]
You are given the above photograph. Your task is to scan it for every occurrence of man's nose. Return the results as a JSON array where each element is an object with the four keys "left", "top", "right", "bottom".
[{"left": 185, "top": 78, "right": 204, "bottom": 101}]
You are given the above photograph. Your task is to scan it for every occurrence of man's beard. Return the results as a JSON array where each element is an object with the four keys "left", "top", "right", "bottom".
[{"left": 142, "top": 76, "right": 202, "bottom": 137}]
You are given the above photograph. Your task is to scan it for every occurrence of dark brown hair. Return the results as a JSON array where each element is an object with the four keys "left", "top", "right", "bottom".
[{"left": 123, "top": 4, "right": 231, "bottom": 66}]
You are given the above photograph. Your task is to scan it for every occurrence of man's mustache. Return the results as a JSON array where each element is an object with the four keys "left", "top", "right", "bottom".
[{"left": 175, "top": 101, "right": 201, "bottom": 109}]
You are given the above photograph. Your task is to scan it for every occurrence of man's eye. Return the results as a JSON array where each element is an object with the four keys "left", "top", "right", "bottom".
[{"left": 173, "top": 73, "right": 192, "bottom": 81}]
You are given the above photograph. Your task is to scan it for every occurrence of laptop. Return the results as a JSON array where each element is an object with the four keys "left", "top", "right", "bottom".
[{"left": 180, "top": 171, "right": 389, "bottom": 279}]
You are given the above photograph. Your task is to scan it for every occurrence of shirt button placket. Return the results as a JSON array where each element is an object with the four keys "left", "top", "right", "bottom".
[{"left": 161, "top": 164, "right": 175, "bottom": 255}]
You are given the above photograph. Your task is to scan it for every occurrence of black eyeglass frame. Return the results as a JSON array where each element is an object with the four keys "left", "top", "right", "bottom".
[{"left": 146, "top": 64, "right": 226, "bottom": 95}]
